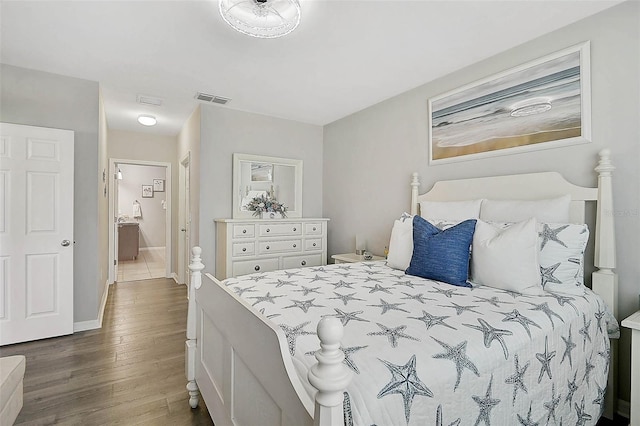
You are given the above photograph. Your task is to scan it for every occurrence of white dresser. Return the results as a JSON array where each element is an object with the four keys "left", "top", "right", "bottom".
[{"left": 215, "top": 218, "right": 329, "bottom": 280}]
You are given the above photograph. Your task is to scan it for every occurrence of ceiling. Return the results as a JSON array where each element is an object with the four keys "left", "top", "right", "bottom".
[{"left": 1, "top": 1, "right": 624, "bottom": 136}]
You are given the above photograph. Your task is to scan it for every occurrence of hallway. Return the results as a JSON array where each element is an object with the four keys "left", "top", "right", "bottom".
[{"left": 0, "top": 279, "right": 213, "bottom": 425}]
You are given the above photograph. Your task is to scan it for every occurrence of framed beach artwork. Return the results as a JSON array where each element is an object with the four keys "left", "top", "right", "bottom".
[
  {"left": 428, "top": 41, "right": 591, "bottom": 164},
  {"left": 251, "top": 162, "right": 273, "bottom": 182}
]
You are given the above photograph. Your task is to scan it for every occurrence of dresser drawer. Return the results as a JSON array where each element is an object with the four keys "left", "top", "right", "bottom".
[
  {"left": 305, "top": 222, "right": 323, "bottom": 235},
  {"left": 258, "top": 239, "right": 302, "bottom": 255},
  {"left": 233, "top": 224, "right": 255, "bottom": 238},
  {"left": 282, "top": 254, "right": 323, "bottom": 269},
  {"left": 305, "top": 238, "right": 322, "bottom": 251},
  {"left": 232, "top": 258, "right": 279, "bottom": 276},
  {"left": 232, "top": 242, "right": 255, "bottom": 257},
  {"left": 258, "top": 223, "right": 302, "bottom": 237}
]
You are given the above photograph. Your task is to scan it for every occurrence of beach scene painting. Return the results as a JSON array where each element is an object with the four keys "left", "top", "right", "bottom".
[{"left": 429, "top": 42, "right": 590, "bottom": 164}]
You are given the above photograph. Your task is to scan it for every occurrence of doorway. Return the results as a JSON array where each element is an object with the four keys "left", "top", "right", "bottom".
[{"left": 108, "top": 159, "right": 172, "bottom": 284}]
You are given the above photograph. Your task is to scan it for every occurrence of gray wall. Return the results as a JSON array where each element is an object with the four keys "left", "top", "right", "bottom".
[
  {"left": 117, "top": 164, "right": 167, "bottom": 248},
  {"left": 199, "top": 105, "right": 323, "bottom": 273},
  {"left": 323, "top": 2, "right": 639, "bottom": 403},
  {"left": 1, "top": 64, "right": 102, "bottom": 323}
]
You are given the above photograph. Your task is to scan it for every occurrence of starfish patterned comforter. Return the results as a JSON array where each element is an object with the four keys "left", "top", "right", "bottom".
[{"left": 223, "top": 261, "right": 616, "bottom": 426}]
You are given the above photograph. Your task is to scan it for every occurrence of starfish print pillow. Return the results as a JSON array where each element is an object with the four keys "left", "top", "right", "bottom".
[
  {"left": 490, "top": 221, "right": 589, "bottom": 295},
  {"left": 537, "top": 222, "right": 589, "bottom": 295}
]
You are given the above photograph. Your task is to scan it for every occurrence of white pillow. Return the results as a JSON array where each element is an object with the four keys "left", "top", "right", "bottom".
[
  {"left": 480, "top": 195, "right": 571, "bottom": 223},
  {"left": 471, "top": 218, "right": 543, "bottom": 296},
  {"left": 386, "top": 214, "right": 413, "bottom": 270},
  {"left": 420, "top": 199, "right": 482, "bottom": 221}
]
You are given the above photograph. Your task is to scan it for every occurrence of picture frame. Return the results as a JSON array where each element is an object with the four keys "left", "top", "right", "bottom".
[
  {"left": 153, "top": 178, "right": 165, "bottom": 192},
  {"left": 142, "top": 185, "right": 153, "bottom": 198},
  {"left": 428, "top": 41, "right": 591, "bottom": 164}
]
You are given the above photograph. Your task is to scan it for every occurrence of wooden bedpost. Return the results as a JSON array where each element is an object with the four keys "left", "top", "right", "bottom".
[
  {"left": 593, "top": 149, "right": 618, "bottom": 316},
  {"left": 186, "top": 246, "right": 204, "bottom": 409},
  {"left": 592, "top": 149, "right": 618, "bottom": 420},
  {"left": 308, "top": 317, "right": 353, "bottom": 426},
  {"left": 410, "top": 172, "right": 420, "bottom": 216}
]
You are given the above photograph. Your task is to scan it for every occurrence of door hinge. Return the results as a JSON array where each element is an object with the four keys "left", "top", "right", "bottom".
[{"left": 114, "top": 259, "right": 117, "bottom": 266}]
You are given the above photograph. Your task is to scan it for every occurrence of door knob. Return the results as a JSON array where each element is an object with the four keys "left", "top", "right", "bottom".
[{"left": 61, "top": 240, "right": 71, "bottom": 247}]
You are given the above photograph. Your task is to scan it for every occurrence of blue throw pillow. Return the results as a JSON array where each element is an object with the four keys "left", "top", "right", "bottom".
[{"left": 406, "top": 216, "right": 477, "bottom": 287}]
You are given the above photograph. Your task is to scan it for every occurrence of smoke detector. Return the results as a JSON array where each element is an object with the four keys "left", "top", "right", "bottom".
[{"left": 195, "top": 92, "right": 231, "bottom": 105}]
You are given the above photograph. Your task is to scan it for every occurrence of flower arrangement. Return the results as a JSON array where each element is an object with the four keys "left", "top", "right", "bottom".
[{"left": 246, "top": 195, "right": 287, "bottom": 218}]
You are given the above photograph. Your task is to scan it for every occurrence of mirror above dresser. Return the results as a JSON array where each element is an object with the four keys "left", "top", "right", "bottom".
[{"left": 232, "top": 153, "right": 303, "bottom": 218}]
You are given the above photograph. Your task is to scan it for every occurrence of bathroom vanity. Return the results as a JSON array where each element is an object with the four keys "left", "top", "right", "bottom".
[{"left": 118, "top": 222, "right": 140, "bottom": 261}]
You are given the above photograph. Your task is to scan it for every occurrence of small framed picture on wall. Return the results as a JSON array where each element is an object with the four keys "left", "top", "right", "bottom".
[
  {"left": 142, "top": 185, "right": 153, "bottom": 198},
  {"left": 153, "top": 179, "right": 165, "bottom": 192}
]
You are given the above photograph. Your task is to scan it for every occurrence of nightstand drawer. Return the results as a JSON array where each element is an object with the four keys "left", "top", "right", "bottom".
[
  {"left": 305, "top": 238, "right": 322, "bottom": 251},
  {"left": 258, "top": 223, "right": 302, "bottom": 237},
  {"left": 305, "top": 222, "right": 323, "bottom": 235},
  {"left": 232, "top": 242, "right": 255, "bottom": 256},
  {"left": 282, "top": 254, "right": 322, "bottom": 269},
  {"left": 258, "top": 239, "right": 302, "bottom": 255},
  {"left": 233, "top": 224, "right": 255, "bottom": 238},
  {"left": 232, "top": 258, "right": 279, "bottom": 276}
]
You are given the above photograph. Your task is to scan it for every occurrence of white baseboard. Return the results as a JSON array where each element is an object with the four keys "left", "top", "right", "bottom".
[
  {"left": 618, "top": 399, "right": 630, "bottom": 419},
  {"left": 139, "top": 246, "right": 165, "bottom": 252},
  {"left": 171, "top": 272, "right": 184, "bottom": 285},
  {"left": 73, "top": 280, "right": 110, "bottom": 333},
  {"left": 73, "top": 319, "right": 100, "bottom": 332}
]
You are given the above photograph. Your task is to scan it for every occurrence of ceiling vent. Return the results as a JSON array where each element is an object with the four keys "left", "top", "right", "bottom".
[
  {"left": 136, "top": 94, "right": 163, "bottom": 107},
  {"left": 195, "top": 92, "right": 230, "bottom": 105}
]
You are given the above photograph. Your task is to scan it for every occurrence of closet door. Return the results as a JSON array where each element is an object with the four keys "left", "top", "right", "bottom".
[{"left": 0, "top": 123, "right": 74, "bottom": 345}]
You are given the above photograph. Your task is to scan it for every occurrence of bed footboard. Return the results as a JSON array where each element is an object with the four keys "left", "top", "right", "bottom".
[{"left": 185, "top": 247, "right": 351, "bottom": 426}]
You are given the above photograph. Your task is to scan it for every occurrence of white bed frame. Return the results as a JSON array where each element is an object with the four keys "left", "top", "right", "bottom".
[{"left": 186, "top": 149, "right": 618, "bottom": 425}]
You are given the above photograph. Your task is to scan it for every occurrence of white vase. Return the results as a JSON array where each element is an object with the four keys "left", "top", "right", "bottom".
[{"left": 260, "top": 212, "right": 282, "bottom": 219}]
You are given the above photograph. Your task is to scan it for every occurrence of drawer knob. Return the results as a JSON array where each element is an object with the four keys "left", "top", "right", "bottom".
[
  {"left": 242, "top": 248, "right": 247, "bottom": 252},
  {"left": 293, "top": 227, "right": 297, "bottom": 231},
  {"left": 313, "top": 227, "right": 317, "bottom": 231},
  {"left": 254, "top": 265, "right": 260, "bottom": 271},
  {"left": 313, "top": 243, "right": 317, "bottom": 247},
  {"left": 266, "top": 246, "right": 270, "bottom": 250},
  {"left": 293, "top": 244, "right": 297, "bottom": 248},
  {"left": 266, "top": 228, "right": 270, "bottom": 233},
  {"left": 243, "top": 229, "right": 247, "bottom": 234},
  {"left": 301, "top": 260, "right": 307, "bottom": 266}
]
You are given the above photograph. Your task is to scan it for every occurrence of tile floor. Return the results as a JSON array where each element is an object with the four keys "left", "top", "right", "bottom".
[{"left": 117, "top": 247, "right": 166, "bottom": 282}]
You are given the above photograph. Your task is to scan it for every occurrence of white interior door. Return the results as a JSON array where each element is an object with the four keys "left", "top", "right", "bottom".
[
  {"left": 0, "top": 123, "right": 74, "bottom": 345},
  {"left": 178, "top": 154, "right": 190, "bottom": 285}
]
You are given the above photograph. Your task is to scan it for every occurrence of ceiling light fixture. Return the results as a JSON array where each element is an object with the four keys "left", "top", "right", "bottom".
[
  {"left": 219, "top": 0, "right": 301, "bottom": 39},
  {"left": 137, "top": 114, "right": 157, "bottom": 126}
]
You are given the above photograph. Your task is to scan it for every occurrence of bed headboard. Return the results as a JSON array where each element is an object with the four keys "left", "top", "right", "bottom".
[{"left": 410, "top": 149, "right": 617, "bottom": 318}]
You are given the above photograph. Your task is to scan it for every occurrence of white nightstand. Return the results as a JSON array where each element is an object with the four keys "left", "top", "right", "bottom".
[
  {"left": 331, "top": 253, "right": 385, "bottom": 264},
  {"left": 622, "top": 310, "right": 640, "bottom": 426}
]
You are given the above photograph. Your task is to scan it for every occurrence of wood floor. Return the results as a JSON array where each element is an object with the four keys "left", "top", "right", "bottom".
[{"left": 0, "top": 278, "right": 214, "bottom": 425}]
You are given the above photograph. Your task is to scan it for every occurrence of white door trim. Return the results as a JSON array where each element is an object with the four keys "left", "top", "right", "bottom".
[{"left": 108, "top": 158, "right": 172, "bottom": 284}]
